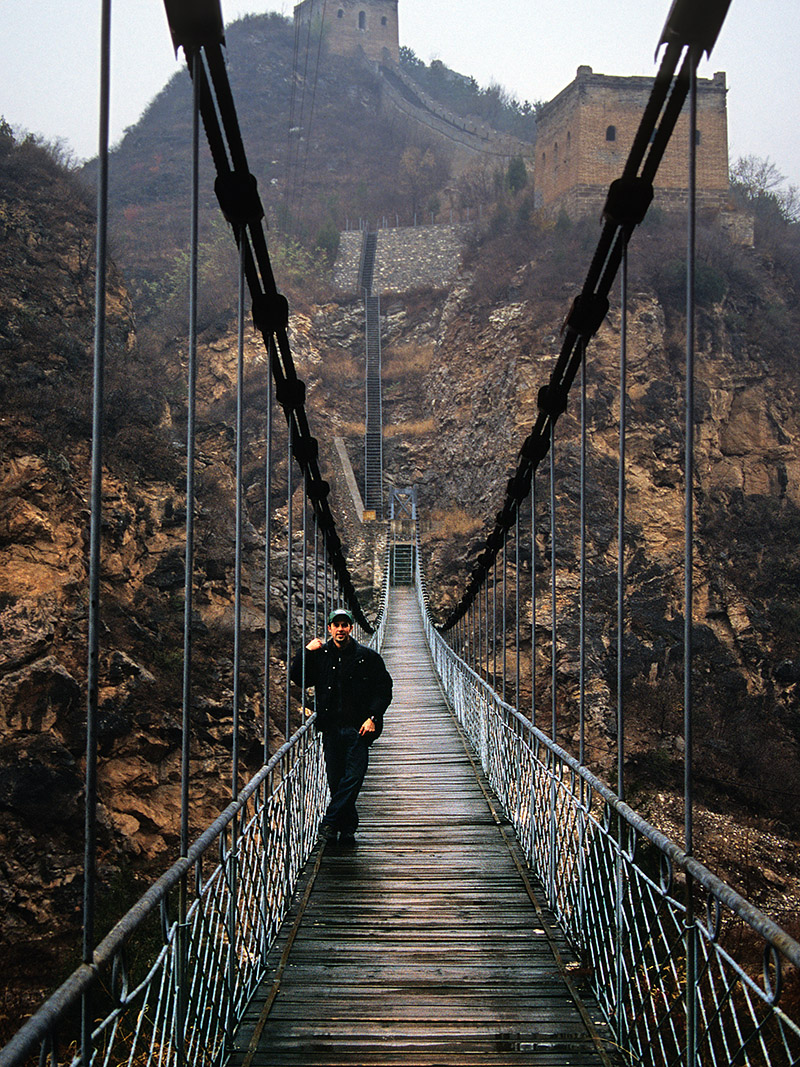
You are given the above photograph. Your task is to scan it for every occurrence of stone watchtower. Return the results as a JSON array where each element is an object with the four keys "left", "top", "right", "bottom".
[
  {"left": 293, "top": 0, "right": 399, "bottom": 65},
  {"left": 535, "top": 66, "right": 729, "bottom": 219}
]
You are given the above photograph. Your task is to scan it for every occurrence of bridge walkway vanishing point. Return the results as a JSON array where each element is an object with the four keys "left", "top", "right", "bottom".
[{"left": 231, "top": 588, "right": 617, "bottom": 1066}]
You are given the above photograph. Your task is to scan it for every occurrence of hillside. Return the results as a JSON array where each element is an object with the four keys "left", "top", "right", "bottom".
[
  {"left": 2, "top": 12, "right": 800, "bottom": 1040},
  {"left": 90, "top": 12, "right": 532, "bottom": 327},
  {"left": 89, "top": 16, "right": 413, "bottom": 305}
]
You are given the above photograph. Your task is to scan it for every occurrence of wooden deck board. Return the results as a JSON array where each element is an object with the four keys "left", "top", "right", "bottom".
[{"left": 229, "top": 588, "right": 617, "bottom": 1066}]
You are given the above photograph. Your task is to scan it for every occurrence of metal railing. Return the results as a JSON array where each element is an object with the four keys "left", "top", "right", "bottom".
[
  {"left": 0, "top": 723, "right": 326, "bottom": 1067},
  {"left": 1, "top": 566, "right": 389, "bottom": 1067},
  {"left": 416, "top": 559, "right": 800, "bottom": 1066}
]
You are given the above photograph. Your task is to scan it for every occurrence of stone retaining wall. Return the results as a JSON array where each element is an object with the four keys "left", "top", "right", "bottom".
[
  {"left": 333, "top": 223, "right": 470, "bottom": 295},
  {"left": 333, "top": 230, "right": 365, "bottom": 292}
]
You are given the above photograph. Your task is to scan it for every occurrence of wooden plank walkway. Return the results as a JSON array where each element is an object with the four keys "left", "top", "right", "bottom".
[{"left": 231, "top": 588, "right": 617, "bottom": 1066}]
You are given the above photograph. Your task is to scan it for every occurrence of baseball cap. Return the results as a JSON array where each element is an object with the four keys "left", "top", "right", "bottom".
[{"left": 328, "top": 607, "right": 354, "bottom": 625}]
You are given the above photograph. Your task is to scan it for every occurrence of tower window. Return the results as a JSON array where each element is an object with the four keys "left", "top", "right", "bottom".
[
  {"left": 337, "top": 8, "right": 343, "bottom": 16},
  {"left": 606, "top": 125, "right": 616, "bottom": 142},
  {"left": 359, "top": 10, "right": 366, "bottom": 29},
  {"left": 381, "top": 15, "right": 387, "bottom": 25}
]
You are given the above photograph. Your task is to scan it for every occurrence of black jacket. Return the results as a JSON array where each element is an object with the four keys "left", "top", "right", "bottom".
[{"left": 290, "top": 637, "right": 392, "bottom": 738}]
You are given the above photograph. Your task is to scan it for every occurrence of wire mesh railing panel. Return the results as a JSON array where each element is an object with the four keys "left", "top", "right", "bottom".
[
  {"left": 416, "top": 560, "right": 800, "bottom": 1067},
  {"left": 1, "top": 723, "right": 327, "bottom": 1067}
]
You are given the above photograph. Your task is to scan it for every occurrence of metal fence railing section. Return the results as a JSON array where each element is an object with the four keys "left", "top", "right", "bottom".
[
  {"left": 416, "top": 556, "right": 800, "bottom": 1066},
  {"left": 0, "top": 563, "right": 390, "bottom": 1067}
]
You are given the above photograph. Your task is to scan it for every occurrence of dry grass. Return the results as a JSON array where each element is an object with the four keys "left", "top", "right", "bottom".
[
  {"left": 335, "top": 420, "right": 365, "bottom": 436},
  {"left": 428, "top": 507, "right": 483, "bottom": 538},
  {"left": 383, "top": 343, "right": 435, "bottom": 376},
  {"left": 384, "top": 419, "right": 436, "bottom": 438},
  {"left": 318, "top": 353, "right": 360, "bottom": 381}
]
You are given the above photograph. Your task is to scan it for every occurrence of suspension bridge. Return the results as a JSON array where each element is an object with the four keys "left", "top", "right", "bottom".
[{"left": 2, "top": 0, "right": 800, "bottom": 1065}]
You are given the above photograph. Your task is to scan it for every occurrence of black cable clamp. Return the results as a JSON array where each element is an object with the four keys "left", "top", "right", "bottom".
[
  {"left": 275, "top": 377, "right": 305, "bottom": 412},
  {"left": 328, "top": 533, "right": 343, "bottom": 558},
  {"left": 520, "top": 432, "right": 548, "bottom": 467},
  {"left": 253, "top": 291, "right": 289, "bottom": 335},
  {"left": 486, "top": 529, "right": 503, "bottom": 555},
  {"left": 475, "top": 551, "right": 491, "bottom": 575},
  {"left": 562, "top": 291, "right": 610, "bottom": 342},
  {"left": 537, "top": 383, "right": 569, "bottom": 418},
  {"left": 214, "top": 170, "right": 265, "bottom": 227},
  {"left": 293, "top": 434, "right": 319, "bottom": 466},
  {"left": 603, "top": 176, "right": 654, "bottom": 227},
  {"left": 308, "top": 477, "right": 330, "bottom": 501}
]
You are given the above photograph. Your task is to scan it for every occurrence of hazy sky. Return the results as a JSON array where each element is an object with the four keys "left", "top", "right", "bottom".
[{"left": 2, "top": 0, "right": 799, "bottom": 190}]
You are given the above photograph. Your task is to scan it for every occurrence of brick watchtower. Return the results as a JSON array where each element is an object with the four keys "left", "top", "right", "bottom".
[
  {"left": 535, "top": 66, "right": 729, "bottom": 219},
  {"left": 293, "top": 0, "right": 399, "bottom": 65}
]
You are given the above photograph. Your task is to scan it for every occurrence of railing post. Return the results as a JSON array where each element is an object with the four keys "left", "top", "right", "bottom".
[
  {"left": 224, "top": 208, "right": 249, "bottom": 1055},
  {"left": 613, "top": 239, "right": 629, "bottom": 1049},
  {"left": 502, "top": 532, "right": 507, "bottom": 703},
  {"left": 264, "top": 340, "right": 275, "bottom": 762},
  {"left": 286, "top": 423, "right": 294, "bottom": 741},
  {"left": 479, "top": 571, "right": 483, "bottom": 681},
  {"left": 617, "top": 245, "right": 628, "bottom": 806},
  {"left": 471, "top": 600, "right": 477, "bottom": 675},
  {"left": 579, "top": 344, "right": 586, "bottom": 766},
  {"left": 177, "top": 45, "right": 202, "bottom": 1061},
  {"left": 261, "top": 350, "right": 274, "bottom": 967},
  {"left": 82, "top": 3, "right": 111, "bottom": 1061},
  {"left": 492, "top": 556, "right": 497, "bottom": 690},
  {"left": 531, "top": 470, "right": 536, "bottom": 725},
  {"left": 515, "top": 510, "right": 521, "bottom": 708},
  {"left": 313, "top": 510, "right": 319, "bottom": 639},
  {"left": 684, "top": 48, "right": 700, "bottom": 1067},
  {"left": 323, "top": 530, "right": 329, "bottom": 624},
  {"left": 549, "top": 422, "right": 557, "bottom": 743},
  {"left": 300, "top": 475, "right": 309, "bottom": 857},
  {"left": 548, "top": 423, "right": 557, "bottom": 905}
]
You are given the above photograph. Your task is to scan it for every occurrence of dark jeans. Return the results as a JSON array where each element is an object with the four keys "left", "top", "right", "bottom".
[{"left": 322, "top": 725, "right": 369, "bottom": 835}]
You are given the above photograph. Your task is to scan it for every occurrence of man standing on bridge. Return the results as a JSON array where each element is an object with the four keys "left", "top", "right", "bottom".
[{"left": 291, "top": 607, "right": 392, "bottom": 847}]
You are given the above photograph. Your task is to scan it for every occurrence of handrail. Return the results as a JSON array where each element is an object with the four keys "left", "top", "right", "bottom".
[
  {"left": 0, "top": 719, "right": 326, "bottom": 1067},
  {"left": 2, "top": 561, "right": 390, "bottom": 1067},
  {"left": 415, "top": 550, "right": 800, "bottom": 1064}
]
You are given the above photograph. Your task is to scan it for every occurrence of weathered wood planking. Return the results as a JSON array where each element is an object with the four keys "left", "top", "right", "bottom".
[{"left": 230, "top": 588, "right": 617, "bottom": 1066}]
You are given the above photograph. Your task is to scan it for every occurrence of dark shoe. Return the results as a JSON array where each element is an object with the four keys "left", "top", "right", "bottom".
[
  {"left": 338, "top": 832, "right": 357, "bottom": 849},
  {"left": 319, "top": 823, "right": 337, "bottom": 843}
]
